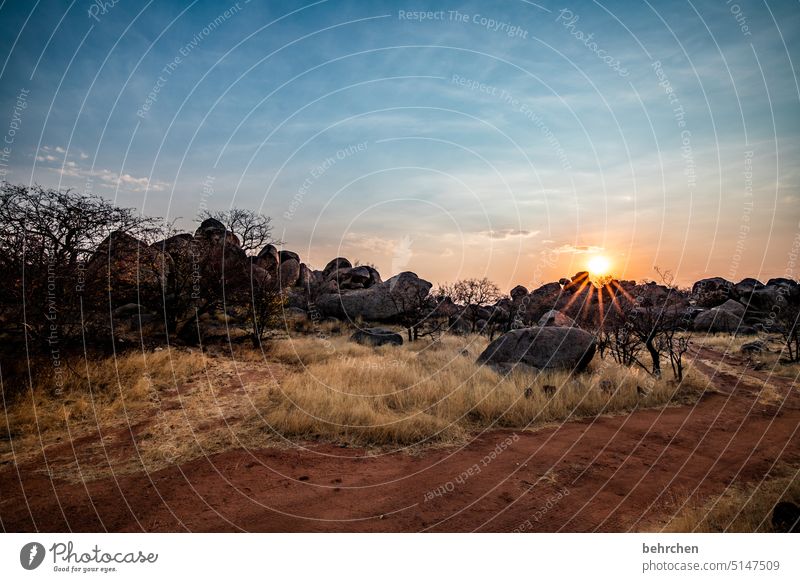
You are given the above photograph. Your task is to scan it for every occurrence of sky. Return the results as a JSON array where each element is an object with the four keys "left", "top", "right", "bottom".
[{"left": 0, "top": 0, "right": 798, "bottom": 291}]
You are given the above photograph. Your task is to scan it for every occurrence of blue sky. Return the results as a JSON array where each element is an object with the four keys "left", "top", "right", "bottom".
[{"left": 0, "top": 0, "right": 798, "bottom": 289}]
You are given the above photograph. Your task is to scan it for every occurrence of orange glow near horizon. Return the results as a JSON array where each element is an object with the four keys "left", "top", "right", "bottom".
[{"left": 587, "top": 255, "right": 612, "bottom": 278}]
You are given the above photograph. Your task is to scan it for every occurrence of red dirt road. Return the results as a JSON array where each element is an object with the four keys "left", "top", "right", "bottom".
[{"left": 2, "top": 347, "right": 798, "bottom": 532}]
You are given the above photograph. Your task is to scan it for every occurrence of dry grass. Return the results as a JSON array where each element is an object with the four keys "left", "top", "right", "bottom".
[
  {"left": 249, "top": 333, "right": 707, "bottom": 447},
  {"left": 0, "top": 349, "right": 205, "bottom": 469},
  {"left": 691, "top": 332, "right": 800, "bottom": 380},
  {"left": 1, "top": 330, "right": 709, "bottom": 479},
  {"left": 660, "top": 465, "right": 800, "bottom": 532}
]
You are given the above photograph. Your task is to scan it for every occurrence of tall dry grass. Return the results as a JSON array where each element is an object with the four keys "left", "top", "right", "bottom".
[
  {"left": 660, "top": 465, "right": 800, "bottom": 532},
  {"left": 1, "top": 349, "right": 204, "bottom": 461},
  {"left": 1, "top": 330, "right": 709, "bottom": 478},
  {"left": 249, "top": 333, "right": 707, "bottom": 447}
]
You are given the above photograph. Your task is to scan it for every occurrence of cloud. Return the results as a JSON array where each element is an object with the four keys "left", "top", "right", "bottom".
[
  {"left": 482, "top": 228, "right": 539, "bottom": 240},
  {"left": 341, "top": 232, "right": 397, "bottom": 255},
  {"left": 35, "top": 148, "right": 169, "bottom": 192},
  {"left": 553, "top": 244, "right": 605, "bottom": 255}
]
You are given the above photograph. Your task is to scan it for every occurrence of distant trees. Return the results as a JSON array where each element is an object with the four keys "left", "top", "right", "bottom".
[{"left": 438, "top": 277, "right": 502, "bottom": 333}]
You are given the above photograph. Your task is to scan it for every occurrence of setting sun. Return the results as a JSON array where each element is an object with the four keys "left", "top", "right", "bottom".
[{"left": 587, "top": 255, "right": 611, "bottom": 277}]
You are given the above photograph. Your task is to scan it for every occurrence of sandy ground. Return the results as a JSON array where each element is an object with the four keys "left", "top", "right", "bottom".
[{"left": 1, "top": 346, "right": 798, "bottom": 532}]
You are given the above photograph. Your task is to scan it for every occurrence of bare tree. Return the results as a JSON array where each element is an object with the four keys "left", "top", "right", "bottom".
[
  {"left": 0, "top": 182, "right": 158, "bottom": 345},
  {"left": 199, "top": 208, "right": 276, "bottom": 253},
  {"left": 439, "top": 277, "right": 502, "bottom": 333},
  {"left": 775, "top": 296, "right": 800, "bottom": 362},
  {"left": 242, "top": 264, "right": 284, "bottom": 348}
]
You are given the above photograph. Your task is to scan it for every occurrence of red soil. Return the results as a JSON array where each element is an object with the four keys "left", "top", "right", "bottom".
[{"left": 2, "top": 346, "right": 798, "bottom": 532}]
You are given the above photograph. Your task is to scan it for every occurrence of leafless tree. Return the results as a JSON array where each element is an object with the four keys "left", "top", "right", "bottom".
[
  {"left": 0, "top": 182, "right": 158, "bottom": 345},
  {"left": 199, "top": 208, "right": 277, "bottom": 253},
  {"left": 438, "top": 277, "right": 502, "bottom": 333}
]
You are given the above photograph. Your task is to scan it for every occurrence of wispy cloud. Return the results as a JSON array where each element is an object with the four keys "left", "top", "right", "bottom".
[{"left": 35, "top": 146, "right": 170, "bottom": 192}]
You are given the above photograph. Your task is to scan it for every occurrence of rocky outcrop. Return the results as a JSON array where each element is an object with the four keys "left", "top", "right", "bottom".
[
  {"left": 693, "top": 299, "right": 747, "bottom": 332},
  {"left": 733, "top": 278, "right": 764, "bottom": 297},
  {"left": 195, "top": 218, "right": 240, "bottom": 247},
  {"left": 256, "top": 244, "right": 280, "bottom": 271},
  {"left": 350, "top": 327, "right": 403, "bottom": 347},
  {"left": 692, "top": 277, "right": 733, "bottom": 296},
  {"left": 510, "top": 285, "right": 528, "bottom": 300},
  {"left": 315, "top": 271, "right": 432, "bottom": 322},
  {"left": 538, "top": 309, "right": 576, "bottom": 327},
  {"left": 477, "top": 326, "right": 596, "bottom": 372},
  {"left": 278, "top": 258, "right": 300, "bottom": 288},
  {"left": 323, "top": 257, "right": 352, "bottom": 279},
  {"left": 86, "top": 231, "right": 172, "bottom": 307}
]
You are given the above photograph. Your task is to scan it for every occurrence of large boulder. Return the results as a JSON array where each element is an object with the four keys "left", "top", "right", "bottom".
[
  {"left": 693, "top": 299, "right": 747, "bottom": 332},
  {"left": 195, "top": 218, "right": 240, "bottom": 247},
  {"left": 733, "top": 278, "right": 764, "bottom": 298},
  {"left": 297, "top": 263, "right": 313, "bottom": 289},
  {"left": 86, "top": 231, "right": 172, "bottom": 307},
  {"left": 741, "top": 286, "right": 780, "bottom": 312},
  {"left": 349, "top": 265, "right": 381, "bottom": 288},
  {"left": 477, "top": 326, "right": 596, "bottom": 372},
  {"left": 537, "top": 309, "right": 576, "bottom": 327},
  {"left": 692, "top": 277, "right": 733, "bottom": 297},
  {"left": 323, "top": 257, "right": 352, "bottom": 279},
  {"left": 151, "top": 233, "right": 193, "bottom": 256},
  {"left": 315, "top": 271, "right": 431, "bottom": 322},
  {"left": 278, "top": 258, "right": 301, "bottom": 288},
  {"left": 350, "top": 327, "right": 403, "bottom": 347},
  {"left": 510, "top": 285, "right": 528, "bottom": 300},
  {"left": 279, "top": 250, "right": 300, "bottom": 264},
  {"left": 257, "top": 244, "right": 280, "bottom": 271}
]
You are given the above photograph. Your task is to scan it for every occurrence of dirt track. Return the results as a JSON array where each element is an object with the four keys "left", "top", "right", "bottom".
[{"left": 2, "top": 346, "right": 798, "bottom": 532}]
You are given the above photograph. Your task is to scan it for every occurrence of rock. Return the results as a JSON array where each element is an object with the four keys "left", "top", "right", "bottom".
[
  {"left": 316, "top": 271, "right": 432, "bottom": 322},
  {"left": 477, "top": 326, "right": 596, "bottom": 372},
  {"left": 564, "top": 272, "right": 590, "bottom": 293},
  {"left": 740, "top": 340, "right": 768, "bottom": 355},
  {"left": 349, "top": 327, "right": 403, "bottom": 347},
  {"left": 733, "top": 278, "right": 764, "bottom": 298},
  {"left": 537, "top": 309, "right": 576, "bottom": 327},
  {"left": 334, "top": 267, "right": 368, "bottom": 290},
  {"left": 195, "top": 217, "right": 225, "bottom": 237},
  {"left": 283, "top": 307, "right": 308, "bottom": 321},
  {"left": 771, "top": 501, "right": 800, "bottom": 533},
  {"left": 257, "top": 244, "right": 280, "bottom": 271},
  {"left": 151, "top": 233, "right": 193, "bottom": 256},
  {"left": 766, "top": 277, "right": 798, "bottom": 289},
  {"left": 279, "top": 250, "right": 300, "bottom": 264},
  {"left": 297, "top": 263, "right": 312, "bottom": 288},
  {"left": 743, "top": 286, "right": 781, "bottom": 312},
  {"left": 510, "top": 285, "right": 528, "bottom": 300},
  {"left": 349, "top": 265, "right": 382, "bottom": 288},
  {"left": 195, "top": 218, "right": 240, "bottom": 247},
  {"left": 278, "top": 258, "right": 300, "bottom": 288},
  {"left": 86, "top": 231, "right": 172, "bottom": 307},
  {"left": 285, "top": 289, "right": 307, "bottom": 310},
  {"left": 692, "top": 277, "right": 733, "bottom": 296},
  {"left": 323, "top": 257, "right": 352, "bottom": 279},
  {"left": 693, "top": 299, "right": 746, "bottom": 332},
  {"left": 112, "top": 303, "right": 151, "bottom": 318},
  {"left": 448, "top": 318, "right": 472, "bottom": 335}
]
